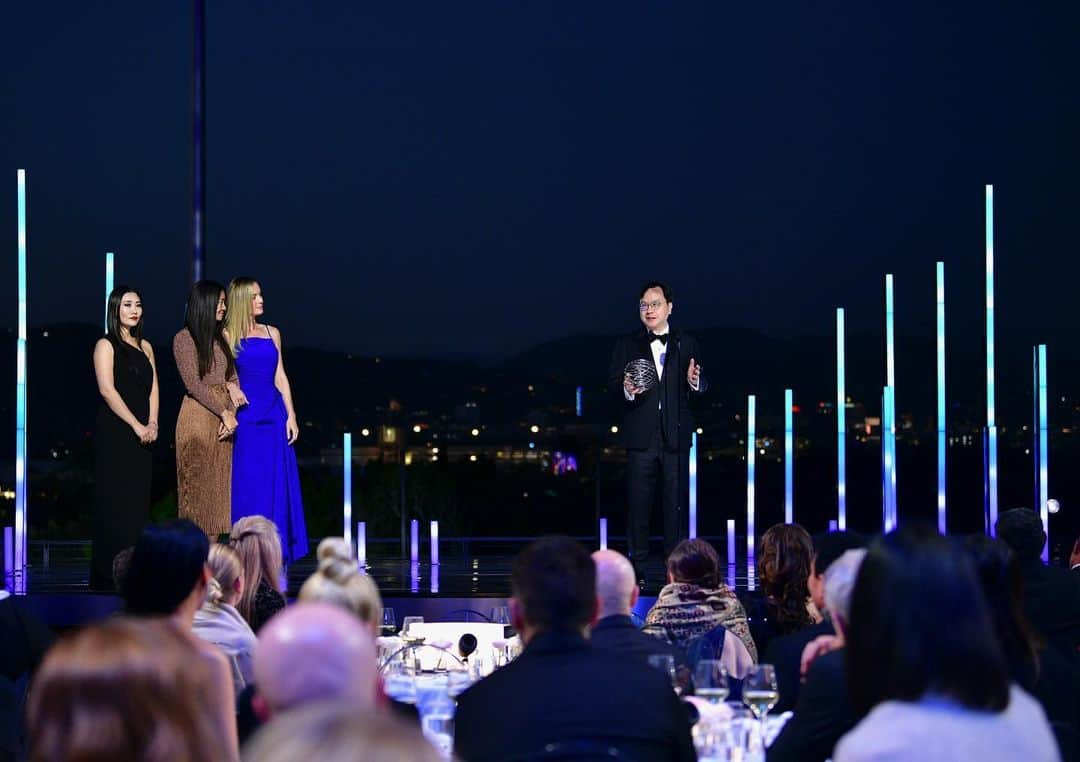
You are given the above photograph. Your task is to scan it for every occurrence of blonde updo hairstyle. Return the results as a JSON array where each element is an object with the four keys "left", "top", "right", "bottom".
[
  {"left": 229, "top": 516, "right": 284, "bottom": 622},
  {"left": 205, "top": 543, "right": 244, "bottom": 607},
  {"left": 299, "top": 537, "right": 383, "bottom": 632}
]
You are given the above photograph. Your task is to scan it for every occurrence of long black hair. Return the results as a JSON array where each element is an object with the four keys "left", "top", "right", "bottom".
[
  {"left": 183, "top": 280, "right": 235, "bottom": 380},
  {"left": 105, "top": 285, "right": 144, "bottom": 346},
  {"left": 123, "top": 519, "right": 209, "bottom": 616},
  {"left": 846, "top": 525, "right": 1009, "bottom": 717}
]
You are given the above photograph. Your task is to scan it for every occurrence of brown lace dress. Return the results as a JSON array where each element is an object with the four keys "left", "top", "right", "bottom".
[{"left": 173, "top": 329, "right": 236, "bottom": 537}]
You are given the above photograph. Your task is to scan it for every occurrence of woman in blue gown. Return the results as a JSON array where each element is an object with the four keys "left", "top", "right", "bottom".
[{"left": 225, "top": 277, "right": 308, "bottom": 564}]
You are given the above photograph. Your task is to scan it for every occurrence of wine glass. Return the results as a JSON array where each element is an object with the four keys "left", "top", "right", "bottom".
[
  {"left": 402, "top": 615, "right": 424, "bottom": 639},
  {"left": 694, "top": 659, "right": 730, "bottom": 704},
  {"left": 490, "top": 606, "right": 510, "bottom": 625},
  {"left": 743, "top": 664, "right": 779, "bottom": 744},
  {"left": 381, "top": 607, "right": 397, "bottom": 636},
  {"left": 647, "top": 654, "right": 680, "bottom": 694}
]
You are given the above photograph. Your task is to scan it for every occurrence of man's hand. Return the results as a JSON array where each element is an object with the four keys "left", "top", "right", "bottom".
[
  {"left": 800, "top": 634, "right": 842, "bottom": 679},
  {"left": 687, "top": 358, "right": 701, "bottom": 389},
  {"left": 623, "top": 373, "right": 643, "bottom": 397}
]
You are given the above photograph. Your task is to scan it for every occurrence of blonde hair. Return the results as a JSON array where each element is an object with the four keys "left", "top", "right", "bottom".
[
  {"left": 28, "top": 617, "right": 224, "bottom": 761},
  {"left": 224, "top": 277, "right": 259, "bottom": 355},
  {"left": 206, "top": 544, "right": 244, "bottom": 607},
  {"left": 243, "top": 700, "right": 440, "bottom": 762},
  {"left": 299, "top": 537, "right": 382, "bottom": 628},
  {"left": 229, "top": 516, "right": 283, "bottom": 622}
]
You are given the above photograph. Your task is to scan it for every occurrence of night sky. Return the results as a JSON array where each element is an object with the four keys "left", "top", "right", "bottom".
[{"left": 2, "top": 2, "right": 1078, "bottom": 366}]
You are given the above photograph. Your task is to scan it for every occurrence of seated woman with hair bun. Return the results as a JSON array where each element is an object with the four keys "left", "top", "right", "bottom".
[
  {"left": 193, "top": 543, "right": 257, "bottom": 696},
  {"left": 643, "top": 538, "right": 757, "bottom": 668},
  {"left": 299, "top": 537, "right": 383, "bottom": 635}
]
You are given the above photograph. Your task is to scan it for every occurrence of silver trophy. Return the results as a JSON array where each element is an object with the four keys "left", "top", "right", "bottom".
[{"left": 624, "top": 358, "right": 659, "bottom": 393}]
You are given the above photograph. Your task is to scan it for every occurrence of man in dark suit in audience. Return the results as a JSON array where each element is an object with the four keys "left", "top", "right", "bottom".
[
  {"left": 590, "top": 549, "right": 689, "bottom": 688},
  {"left": 767, "top": 548, "right": 865, "bottom": 762},
  {"left": 455, "top": 537, "right": 695, "bottom": 762},
  {"left": 997, "top": 508, "right": 1080, "bottom": 657},
  {"left": 764, "top": 530, "right": 866, "bottom": 713}
]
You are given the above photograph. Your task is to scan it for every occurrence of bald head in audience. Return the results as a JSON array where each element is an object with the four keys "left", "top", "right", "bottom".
[
  {"left": 593, "top": 550, "right": 639, "bottom": 618},
  {"left": 253, "top": 602, "right": 377, "bottom": 719}
]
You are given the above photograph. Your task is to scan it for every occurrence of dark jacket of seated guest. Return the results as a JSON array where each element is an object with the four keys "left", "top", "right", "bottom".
[
  {"left": 248, "top": 579, "right": 286, "bottom": 635},
  {"left": 764, "top": 618, "right": 834, "bottom": 714},
  {"left": 766, "top": 648, "right": 854, "bottom": 762},
  {"left": 1018, "top": 559, "right": 1080, "bottom": 657},
  {"left": 590, "top": 614, "right": 688, "bottom": 669},
  {"left": 454, "top": 629, "right": 695, "bottom": 762}
]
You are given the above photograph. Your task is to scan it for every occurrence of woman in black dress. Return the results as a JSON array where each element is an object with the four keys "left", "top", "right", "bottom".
[{"left": 90, "top": 286, "right": 159, "bottom": 590}]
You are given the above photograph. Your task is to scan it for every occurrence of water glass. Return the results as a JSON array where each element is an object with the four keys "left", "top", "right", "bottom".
[
  {"left": 490, "top": 606, "right": 510, "bottom": 625},
  {"left": 694, "top": 659, "right": 730, "bottom": 704},
  {"left": 381, "top": 607, "right": 397, "bottom": 636},
  {"left": 743, "top": 663, "right": 779, "bottom": 745},
  {"left": 402, "top": 615, "right": 424, "bottom": 638},
  {"left": 647, "top": 654, "right": 679, "bottom": 694}
]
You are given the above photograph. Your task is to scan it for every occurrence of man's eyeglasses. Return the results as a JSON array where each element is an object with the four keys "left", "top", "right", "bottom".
[{"left": 639, "top": 300, "right": 666, "bottom": 312}]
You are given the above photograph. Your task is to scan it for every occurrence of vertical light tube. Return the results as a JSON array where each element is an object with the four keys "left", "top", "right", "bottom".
[
  {"left": 828, "top": 519, "right": 838, "bottom": 532},
  {"left": 599, "top": 517, "right": 608, "bottom": 550},
  {"left": 356, "top": 521, "right": 366, "bottom": 566},
  {"left": 936, "top": 262, "right": 946, "bottom": 534},
  {"left": 1037, "top": 344, "right": 1049, "bottom": 562},
  {"left": 575, "top": 386, "right": 583, "bottom": 418},
  {"left": 430, "top": 520, "right": 439, "bottom": 566},
  {"left": 3, "top": 526, "right": 12, "bottom": 584},
  {"left": 836, "top": 308, "right": 846, "bottom": 530},
  {"left": 986, "top": 184, "right": 998, "bottom": 534},
  {"left": 726, "top": 519, "right": 736, "bottom": 566},
  {"left": 784, "top": 389, "right": 793, "bottom": 524},
  {"left": 688, "top": 431, "right": 698, "bottom": 539},
  {"left": 343, "top": 433, "right": 352, "bottom": 547},
  {"left": 15, "top": 169, "right": 28, "bottom": 587},
  {"left": 746, "top": 395, "right": 756, "bottom": 584},
  {"left": 430, "top": 562, "right": 439, "bottom": 593},
  {"left": 882, "top": 386, "right": 895, "bottom": 532},
  {"left": 104, "top": 251, "right": 114, "bottom": 330},
  {"left": 885, "top": 275, "right": 897, "bottom": 527},
  {"left": 410, "top": 519, "right": 419, "bottom": 564}
]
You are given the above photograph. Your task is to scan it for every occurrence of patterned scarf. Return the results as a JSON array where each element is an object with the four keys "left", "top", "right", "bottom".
[{"left": 642, "top": 582, "right": 758, "bottom": 663}]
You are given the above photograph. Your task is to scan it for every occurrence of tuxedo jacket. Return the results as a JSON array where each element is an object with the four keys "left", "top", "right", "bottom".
[
  {"left": 454, "top": 630, "right": 695, "bottom": 762},
  {"left": 607, "top": 329, "right": 707, "bottom": 452},
  {"left": 766, "top": 648, "right": 854, "bottom": 762}
]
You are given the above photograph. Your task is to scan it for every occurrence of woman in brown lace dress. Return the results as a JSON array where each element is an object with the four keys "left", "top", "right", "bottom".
[{"left": 173, "top": 281, "right": 239, "bottom": 537}]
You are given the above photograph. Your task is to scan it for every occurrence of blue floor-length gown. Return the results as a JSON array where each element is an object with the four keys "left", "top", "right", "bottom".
[{"left": 231, "top": 330, "right": 308, "bottom": 563}]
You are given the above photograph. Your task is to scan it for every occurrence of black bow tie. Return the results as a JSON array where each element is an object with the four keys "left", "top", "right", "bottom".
[{"left": 648, "top": 332, "right": 669, "bottom": 345}]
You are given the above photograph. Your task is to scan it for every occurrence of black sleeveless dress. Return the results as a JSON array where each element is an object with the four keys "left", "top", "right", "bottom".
[{"left": 90, "top": 340, "right": 153, "bottom": 590}]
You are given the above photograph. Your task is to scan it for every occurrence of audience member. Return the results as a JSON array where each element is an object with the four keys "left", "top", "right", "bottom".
[
  {"left": 767, "top": 548, "right": 865, "bottom": 762},
  {"left": 298, "top": 537, "right": 383, "bottom": 634},
  {"left": 111, "top": 545, "right": 134, "bottom": 592},
  {"left": 590, "top": 550, "right": 691, "bottom": 687},
  {"left": 747, "top": 523, "right": 819, "bottom": 657},
  {"left": 27, "top": 617, "right": 224, "bottom": 762},
  {"left": 835, "top": 526, "right": 1059, "bottom": 762},
  {"left": 997, "top": 508, "right": 1080, "bottom": 656},
  {"left": 124, "top": 519, "right": 239, "bottom": 759},
  {"left": 766, "top": 530, "right": 866, "bottom": 712},
  {"left": 0, "top": 586, "right": 56, "bottom": 760},
  {"left": 966, "top": 534, "right": 1079, "bottom": 761},
  {"left": 194, "top": 543, "right": 258, "bottom": 695},
  {"left": 1070, "top": 536, "right": 1080, "bottom": 576},
  {"left": 243, "top": 701, "right": 440, "bottom": 762},
  {"left": 251, "top": 602, "right": 378, "bottom": 721},
  {"left": 455, "top": 536, "right": 695, "bottom": 762},
  {"left": 642, "top": 538, "right": 757, "bottom": 663},
  {"left": 229, "top": 516, "right": 287, "bottom": 634}
]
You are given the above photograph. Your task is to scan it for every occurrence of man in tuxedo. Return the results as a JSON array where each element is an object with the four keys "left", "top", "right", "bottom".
[
  {"left": 608, "top": 281, "right": 706, "bottom": 587},
  {"left": 454, "top": 537, "right": 695, "bottom": 762}
]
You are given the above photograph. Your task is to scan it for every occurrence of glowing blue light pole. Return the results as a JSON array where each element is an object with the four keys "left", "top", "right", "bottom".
[
  {"left": 746, "top": 395, "right": 756, "bottom": 586},
  {"left": 726, "top": 519, "right": 736, "bottom": 589},
  {"left": 575, "top": 386, "right": 583, "bottom": 418},
  {"left": 1037, "top": 344, "right": 1049, "bottom": 562},
  {"left": 936, "top": 262, "right": 946, "bottom": 534},
  {"left": 104, "top": 251, "right": 114, "bottom": 330},
  {"left": 410, "top": 519, "right": 419, "bottom": 564},
  {"left": 836, "top": 308, "right": 846, "bottom": 530},
  {"left": 15, "top": 170, "right": 28, "bottom": 591},
  {"left": 784, "top": 389, "right": 793, "bottom": 524},
  {"left": 986, "top": 185, "right": 998, "bottom": 534},
  {"left": 430, "top": 520, "right": 439, "bottom": 566},
  {"left": 343, "top": 433, "right": 352, "bottom": 547},
  {"left": 356, "top": 521, "right": 367, "bottom": 566},
  {"left": 689, "top": 431, "right": 698, "bottom": 539},
  {"left": 599, "top": 517, "right": 607, "bottom": 550},
  {"left": 883, "top": 386, "right": 896, "bottom": 532},
  {"left": 885, "top": 275, "right": 897, "bottom": 528}
]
